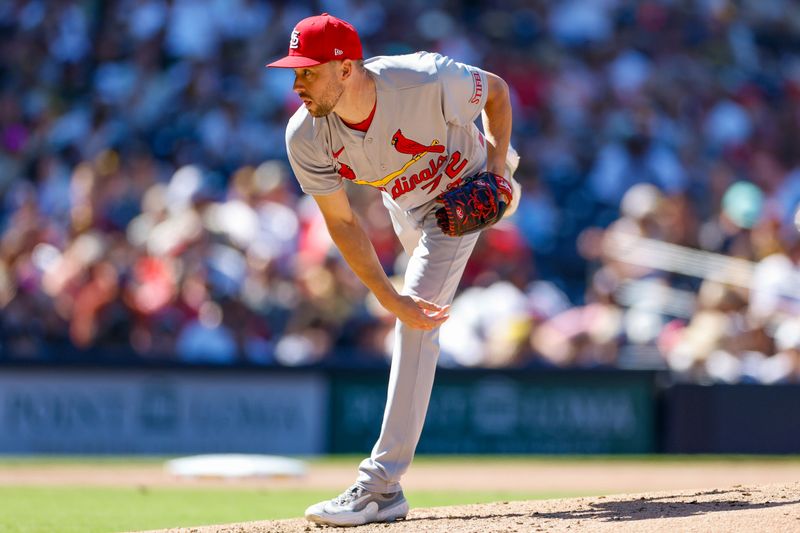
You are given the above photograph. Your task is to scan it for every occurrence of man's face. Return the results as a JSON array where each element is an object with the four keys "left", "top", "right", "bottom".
[{"left": 292, "top": 62, "right": 344, "bottom": 117}]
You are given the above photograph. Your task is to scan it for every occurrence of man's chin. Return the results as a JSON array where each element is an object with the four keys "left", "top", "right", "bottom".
[
  {"left": 305, "top": 101, "right": 333, "bottom": 118},
  {"left": 308, "top": 107, "right": 332, "bottom": 118}
]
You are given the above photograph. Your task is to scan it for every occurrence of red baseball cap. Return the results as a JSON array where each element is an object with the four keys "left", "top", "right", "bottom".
[{"left": 266, "top": 13, "right": 363, "bottom": 68}]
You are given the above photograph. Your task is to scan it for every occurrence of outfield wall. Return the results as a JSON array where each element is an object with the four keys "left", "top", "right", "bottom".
[
  {"left": 330, "top": 369, "right": 655, "bottom": 454},
  {"left": 0, "top": 365, "right": 798, "bottom": 454},
  {"left": 662, "top": 384, "right": 800, "bottom": 453},
  {"left": 0, "top": 368, "right": 328, "bottom": 454},
  {"left": 0, "top": 366, "right": 656, "bottom": 454}
]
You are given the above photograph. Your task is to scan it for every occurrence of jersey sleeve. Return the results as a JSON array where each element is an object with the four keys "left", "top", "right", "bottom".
[
  {"left": 433, "top": 53, "right": 489, "bottom": 127},
  {"left": 285, "top": 111, "right": 343, "bottom": 196}
]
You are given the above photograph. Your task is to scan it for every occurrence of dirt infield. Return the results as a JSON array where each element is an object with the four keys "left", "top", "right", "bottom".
[
  {"left": 142, "top": 482, "right": 800, "bottom": 533},
  {"left": 4, "top": 459, "right": 800, "bottom": 532}
]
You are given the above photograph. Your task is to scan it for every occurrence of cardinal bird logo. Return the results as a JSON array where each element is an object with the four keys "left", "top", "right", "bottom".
[
  {"left": 332, "top": 146, "right": 357, "bottom": 181},
  {"left": 336, "top": 130, "right": 448, "bottom": 190},
  {"left": 391, "top": 129, "right": 446, "bottom": 155},
  {"left": 348, "top": 130, "right": 445, "bottom": 188}
]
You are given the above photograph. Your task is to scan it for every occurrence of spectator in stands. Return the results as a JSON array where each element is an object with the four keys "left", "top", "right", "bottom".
[{"left": 0, "top": 0, "right": 800, "bottom": 384}]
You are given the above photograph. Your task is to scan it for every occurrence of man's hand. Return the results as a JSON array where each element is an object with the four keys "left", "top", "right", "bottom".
[
  {"left": 382, "top": 294, "right": 450, "bottom": 330},
  {"left": 312, "top": 190, "right": 450, "bottom": 331}
]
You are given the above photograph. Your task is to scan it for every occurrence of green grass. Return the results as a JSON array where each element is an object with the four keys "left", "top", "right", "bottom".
[{"left": 0, "top": 486, "right": 569, "bottom": 533}]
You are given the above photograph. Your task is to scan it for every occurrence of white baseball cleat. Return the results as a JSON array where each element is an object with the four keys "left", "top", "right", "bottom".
[{"left": 304, "top": 484, "right": 409, "bottom": 527}]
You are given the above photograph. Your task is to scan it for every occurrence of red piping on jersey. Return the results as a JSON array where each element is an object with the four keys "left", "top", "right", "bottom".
[{"left": 341, "top": 101, "right": 376, "bottom": 132}]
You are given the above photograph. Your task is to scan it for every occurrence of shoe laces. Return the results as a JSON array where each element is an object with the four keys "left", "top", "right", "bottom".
[{"left": 333, "top": 484, "right": 364, "bottom": 505}]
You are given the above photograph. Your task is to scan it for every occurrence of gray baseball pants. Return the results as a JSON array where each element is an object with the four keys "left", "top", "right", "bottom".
[
  {"left": 356, "top": 148, "right": 519, "bottom": 494},
  {"left": 355, "top": 195, "right": 480, "bottom": 494}
]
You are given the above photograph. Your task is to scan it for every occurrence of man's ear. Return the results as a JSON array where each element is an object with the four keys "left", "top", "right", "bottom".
[{"left": 340, "top": 59, "right": 353, "bottom": 81}]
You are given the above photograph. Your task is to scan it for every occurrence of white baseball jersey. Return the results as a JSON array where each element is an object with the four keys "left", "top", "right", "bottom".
[{"left": 285, "top": 52, "right": 490, "bottom": 212}]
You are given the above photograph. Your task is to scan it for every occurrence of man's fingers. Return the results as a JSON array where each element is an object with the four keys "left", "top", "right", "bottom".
[
  {"left": 423, "top": 306, "right": 450, "bottom": 318},
  {"left": 414, "top": 297, "right": 449, "bottom": 313},
  {"left": 394, "top": 296, "right": 450, "bottom": 330},
  {"left": 413, "top": 297, "right": 440, "bottom": 311},
  {"left": 408, "top": 310, "right": 449, "bottom": 330},
  {"left": 419, "top": 309, "right": 450, "bottom": 329},
  {"left": 424, "top": 312, "right": 449, "bottom": 322}
]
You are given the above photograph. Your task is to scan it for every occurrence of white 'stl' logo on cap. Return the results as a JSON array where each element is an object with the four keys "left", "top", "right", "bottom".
[
  {"left": 334, "top": 48, "right": 343, "bottom": 55},
  {"left": 290, "top": 30, "right": 300, "bottom": 49}
]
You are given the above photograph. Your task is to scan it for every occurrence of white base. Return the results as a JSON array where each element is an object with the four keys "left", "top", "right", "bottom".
[{"left": 165, "top": 454, "right": 306, "bottom": 479}]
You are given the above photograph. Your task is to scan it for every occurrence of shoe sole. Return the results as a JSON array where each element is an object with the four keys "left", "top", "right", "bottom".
[{"left": 305, "top": 499, "right": 409, "bottom": 527}]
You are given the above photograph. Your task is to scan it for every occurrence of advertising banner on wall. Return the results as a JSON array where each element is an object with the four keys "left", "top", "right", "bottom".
[
  {"left": 330, "top": 370, "right": 656, "bottom": 454},
  {"left": 663, "top": 384, "right": 800, "bottom": 453},
  {"left": 0, "top": 369, "right": 327, "bottom": 454}
]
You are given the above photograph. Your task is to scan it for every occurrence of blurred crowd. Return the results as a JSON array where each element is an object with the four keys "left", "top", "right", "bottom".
[{"left": 1, "top": 0, "right": 800, "bottom": 383}]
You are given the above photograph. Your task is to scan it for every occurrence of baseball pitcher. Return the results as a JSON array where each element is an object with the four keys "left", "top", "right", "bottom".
[{"left": 268, "top": 13, "right": 520, "bottom": 527}]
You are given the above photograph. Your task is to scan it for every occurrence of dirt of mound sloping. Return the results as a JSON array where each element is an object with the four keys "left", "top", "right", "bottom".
[{"left": 139, "top": 482, "right": 800, "bottom": 533}]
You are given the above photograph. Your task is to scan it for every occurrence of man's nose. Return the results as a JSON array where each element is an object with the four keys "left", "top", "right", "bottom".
[{"left": 293, "top": 77, "right": 303, "bottom": 93}]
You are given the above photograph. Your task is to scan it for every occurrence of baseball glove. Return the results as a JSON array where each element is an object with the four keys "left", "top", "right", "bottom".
[{"left": 435, "top": 171, "right": 514, "bottom": 237}]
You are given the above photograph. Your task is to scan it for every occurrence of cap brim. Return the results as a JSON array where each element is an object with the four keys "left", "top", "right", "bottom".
[{"left": 266, "top": 55, "right": 324, "bottom": 68}]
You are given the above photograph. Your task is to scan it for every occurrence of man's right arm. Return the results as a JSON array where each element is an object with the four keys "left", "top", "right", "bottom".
[{"left": 313, "top": 189, "right": 449, "bottom": 331}]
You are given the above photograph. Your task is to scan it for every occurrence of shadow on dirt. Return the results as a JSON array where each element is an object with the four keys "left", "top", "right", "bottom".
[
  {"left": 402, "top": 512, "right": 529, "bottom": 523},
  {"left": 531, "top": 488, "right": 800, "bottom": 522}
]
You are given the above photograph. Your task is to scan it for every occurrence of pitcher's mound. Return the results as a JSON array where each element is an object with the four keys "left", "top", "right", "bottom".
[{"left": 147, "top": 482, "right": 800, "bottom": 532}]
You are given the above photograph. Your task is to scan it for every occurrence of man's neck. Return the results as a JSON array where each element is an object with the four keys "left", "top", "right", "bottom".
[{"left": 334, "top": 70, "right": 376, "bottom": 124}]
